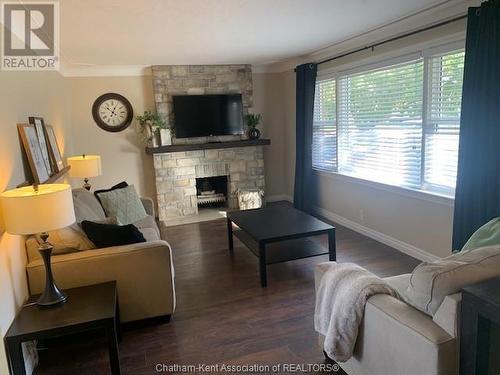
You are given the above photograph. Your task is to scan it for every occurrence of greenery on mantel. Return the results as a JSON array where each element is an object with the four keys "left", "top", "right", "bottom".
[
  {"left": 136, "top": 111, "right": 167, "bottom": 144},
  {"left": 245, "top": 113, "right": 262, "bottom": 128}
]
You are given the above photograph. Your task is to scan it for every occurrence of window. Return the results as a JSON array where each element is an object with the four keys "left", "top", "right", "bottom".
[
  {"left": 338, "top": 59, "right": 424, "bottom": 188},
  {"left": 312, "top": 48, "right": 465, "bottom": 196},
  {"left": 312, "top": 78, "right": 336, "bottom": 171},
  {"left": 424, "top": 51, "right": 465, "bottom": 191}
]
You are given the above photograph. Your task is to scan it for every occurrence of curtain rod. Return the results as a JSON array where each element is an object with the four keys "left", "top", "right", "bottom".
[{"left": 316, "top": 14, "right": 468, "bottom": 66}]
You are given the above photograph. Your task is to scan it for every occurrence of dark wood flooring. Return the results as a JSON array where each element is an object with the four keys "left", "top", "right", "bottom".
[{"left": 35, "top": 207, "right": 420, "bottom": 374}]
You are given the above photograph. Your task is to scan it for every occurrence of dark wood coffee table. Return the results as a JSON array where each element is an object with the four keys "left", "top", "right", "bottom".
[
  {"left": 227, "top": 206, "right": 335, "bottom": 287},
  {"left": 4, "top": 281, "right": 121, "bottom": 375}
]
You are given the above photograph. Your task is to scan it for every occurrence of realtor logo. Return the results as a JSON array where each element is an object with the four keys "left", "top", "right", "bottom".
[{"left": 1, "top": 1, "right": 59, "bottom": 70}]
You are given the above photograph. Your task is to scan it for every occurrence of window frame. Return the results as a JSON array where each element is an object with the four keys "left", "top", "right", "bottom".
[{"left": 312, "top": 39, "right": 465, "bottom": 200}]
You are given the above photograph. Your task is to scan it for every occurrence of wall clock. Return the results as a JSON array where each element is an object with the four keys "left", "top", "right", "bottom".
[{"left": 92, "top": 93, "right": 133, "bottom": 132}]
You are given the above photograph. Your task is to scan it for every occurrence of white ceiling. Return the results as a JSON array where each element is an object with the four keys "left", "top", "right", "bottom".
[{"left": 60, "top": 0, "right": 460, "bottom": 69}]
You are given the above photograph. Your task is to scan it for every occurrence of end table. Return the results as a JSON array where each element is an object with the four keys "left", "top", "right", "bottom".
[
  {"left": 4, "top": 281, "right": 121, "bottom": 375},
  {"left": 460, "top": 277, "right": 500, "bottom": 375}
]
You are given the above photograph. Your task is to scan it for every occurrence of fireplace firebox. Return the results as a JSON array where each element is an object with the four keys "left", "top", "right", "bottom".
[{"left": 196, "top": 176, "right": 228, "bottom": 207}]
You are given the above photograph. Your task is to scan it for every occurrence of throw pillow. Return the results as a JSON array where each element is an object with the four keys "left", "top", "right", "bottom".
[
  {"left": 81, "top": 221, "right": 146, "bottom": 248},
  {"left": 94, "top": 181, "right": 128, "bottom": 206},
  {"left": 72, "top": 188, "right": 106, "bottom": 222},
  {"left": 404, "top": 245, "right": 500, "bottom": 315},
  {"left": 33, "top": 216, "right": 119, "bottom": 257},
  {"left": 462, "top": 217, "right": 500, "bottom": 251},
  {"left": 95, "top": 184, "right": 147, "bottom": 225},
  {"left": 35, "top": 224, "right": 96, "bottom": 254}
]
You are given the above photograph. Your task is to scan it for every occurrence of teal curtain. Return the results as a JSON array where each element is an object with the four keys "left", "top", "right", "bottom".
[
  {"left": 294, "top": 63, "right": 317, "bottom": 212},
  {"left": 452, "top": 1, "right": 500, "bottom": 250}
]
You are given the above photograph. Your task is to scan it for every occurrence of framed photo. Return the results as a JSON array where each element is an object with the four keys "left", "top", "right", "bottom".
[
  {"left": 28, "top": 117, "right": 53, "bottom": 175},
  {"left": 18, "top": 124, "right": 50, "bottom": 184},
  {"left": 45, "top": 125, "right": 65, "bottom": 172}
]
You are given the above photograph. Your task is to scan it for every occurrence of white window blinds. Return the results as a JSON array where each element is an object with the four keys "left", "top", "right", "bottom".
[
  {"left": 424, "top": 51, "right": 465, "bottom": 191},
  {"left": 337, "top": 60, "right": 424, "bottom": 188},
  {"left": 312, "top": 78, "right": 336, "bottom": 171},
  {"left": 312, "top": 47, "right": 464, "bottom": 197}
]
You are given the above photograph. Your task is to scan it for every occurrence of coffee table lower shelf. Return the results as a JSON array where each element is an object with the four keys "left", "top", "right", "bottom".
[{"left": 233, "top": 229, "right": 329, "bottom": 265}]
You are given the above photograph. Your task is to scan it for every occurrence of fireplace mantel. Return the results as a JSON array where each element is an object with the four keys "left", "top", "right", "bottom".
[{"left": 146, "top": 139, "right": 270, "bottom": 154}]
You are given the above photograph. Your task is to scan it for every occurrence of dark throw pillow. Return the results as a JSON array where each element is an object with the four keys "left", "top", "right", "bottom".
[
  {"left": 81, "top": 220, "right": 146, "bottom": 248},
  {"left": 94, "top": 181, "right": 128, "bottom": 206}
]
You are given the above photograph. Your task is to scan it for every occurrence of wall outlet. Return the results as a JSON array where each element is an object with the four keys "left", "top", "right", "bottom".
[{"left": 358, "top": 208, "right": 365, "bottom": 222}]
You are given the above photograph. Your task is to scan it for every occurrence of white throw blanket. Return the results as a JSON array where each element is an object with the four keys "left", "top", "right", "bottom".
[{"left": 314, "top": 262, "right": 399, "bottom": 362}]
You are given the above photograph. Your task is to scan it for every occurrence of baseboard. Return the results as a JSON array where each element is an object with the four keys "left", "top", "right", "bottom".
[
  {"left": 266, "top": 194, "right": 293, "bottom": 203},
  {"left": 313, "top": 206, "right": 439, "bottom": 263}
]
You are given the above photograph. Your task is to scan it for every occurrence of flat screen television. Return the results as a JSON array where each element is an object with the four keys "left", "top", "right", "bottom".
[{"left": 173, "top": 94, "right": 244, "bottom": 138}]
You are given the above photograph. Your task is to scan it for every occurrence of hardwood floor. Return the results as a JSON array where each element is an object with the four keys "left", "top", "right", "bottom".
[{"left": 35, "top": 208, "right": 420, "bottom": 374}]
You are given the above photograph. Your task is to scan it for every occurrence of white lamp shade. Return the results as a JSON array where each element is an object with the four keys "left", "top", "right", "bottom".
[
  {"left": 67, "top": 155, "right": 102, "bottom": 178},
  {"left": 0, "top": 184, "right": 75, "bottom": 235}
]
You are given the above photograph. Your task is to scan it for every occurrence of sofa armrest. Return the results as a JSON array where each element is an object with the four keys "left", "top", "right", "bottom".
[
  {"left": 433, "top": 293, "right": 462, "bottom": 338},
  {"left": 314, "top": 263, "right": 458, "bottom": 375},
  {"left": 140, "top": 197, "right": 155, "bottom": 218},
  {"left": 27, "top": 240, "right": 175, "bottom": 322}
]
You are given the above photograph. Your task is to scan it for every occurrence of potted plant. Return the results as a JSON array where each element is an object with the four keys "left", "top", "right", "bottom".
[
  {"left": 245, "top": 113, "right": 262, "bottom": 140},
  {"left": 136, "top": 111, "right": 169, "bottom": 147}
]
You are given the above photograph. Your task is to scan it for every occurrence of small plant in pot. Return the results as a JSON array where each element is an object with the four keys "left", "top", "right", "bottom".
[
  {"left": 245, "top": 113, "right": 262, "bottom": 140},
  {"left": 136, "top": 111, "right": 168, "bottom": 147}
]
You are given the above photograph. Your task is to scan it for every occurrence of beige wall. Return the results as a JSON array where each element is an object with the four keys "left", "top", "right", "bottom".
[
  {"left": 0, "top": 71, "right": 71, "bottom": 374},
  {"left": 272, "top": 21, "right": 466, "bottom": 259},
  {"left": 64, "top": 76, "right": 156, "bottom": 201},
  {"left": 252, "top": 73, "right": 288, "bottom": 198},
  {"left": 64, "top": 73, "right": 289, "bottom": 204}
]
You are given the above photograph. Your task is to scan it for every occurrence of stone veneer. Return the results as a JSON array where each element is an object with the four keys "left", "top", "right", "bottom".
[
  {"left": 152, "top": 64, "right": 253, "bottom": 144},
  {"left": 151, "top": 64, "right": 265, "bottom": 222},
  {"left": 154, "top": 146, "right": 265, "bottom": 222}
]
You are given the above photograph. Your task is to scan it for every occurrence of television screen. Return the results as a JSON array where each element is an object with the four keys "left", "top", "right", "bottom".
[{"left": 173, "top": 94, "right": 244, "bottom": 138}]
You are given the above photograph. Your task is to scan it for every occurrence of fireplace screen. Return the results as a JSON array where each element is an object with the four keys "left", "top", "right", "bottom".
[{"left": 195, "top": 176, "right": 228, "bottom": 207}]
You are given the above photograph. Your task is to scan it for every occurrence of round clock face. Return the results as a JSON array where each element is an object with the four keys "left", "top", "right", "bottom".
[{"left": 92, "top": 93, "right": 133, "bottom": 132}]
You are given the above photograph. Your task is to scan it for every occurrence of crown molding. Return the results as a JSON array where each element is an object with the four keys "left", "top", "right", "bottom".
[
  {"left": 60, "top": 64, "right": 152, "bottom": 77},
  {"left": 254, "top": 0, "right": 474, "bottom": 73}
]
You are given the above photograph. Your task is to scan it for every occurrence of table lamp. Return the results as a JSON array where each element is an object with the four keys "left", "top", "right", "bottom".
[
  {"left": 0, "top": 184, "right": 75, "bottom": 306},
  {"left": 67, "top": 154, "right": 102, "bottom": 190}
]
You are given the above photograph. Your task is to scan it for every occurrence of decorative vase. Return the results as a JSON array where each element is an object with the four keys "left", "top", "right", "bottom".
[
  {"left": 247, "top": 127, "right": 261, "bottom": 140},
  {"left": 150, "top": 129, "right": 160, "bottom": 148},
  {"left": 160, "top": 128, "right": 172, "bottom": 146}
]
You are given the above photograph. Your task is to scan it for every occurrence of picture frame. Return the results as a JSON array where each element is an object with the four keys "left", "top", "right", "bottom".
[
  {"left": 28, "top": 117, "right": 53, "bottom": 175},
  {"left": 45, "top": 125, "right": 65, "bottom": 173},
  {"left": 18, "top": 124, "right": 50, "bottom": 184}
]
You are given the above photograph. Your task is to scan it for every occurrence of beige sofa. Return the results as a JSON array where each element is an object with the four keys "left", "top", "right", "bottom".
[
  {"left": 26, "top": 188, "right": 176, "bottom": 323},
  {"left": 315, "top": 269, "right": 460, "bottom": 375}
]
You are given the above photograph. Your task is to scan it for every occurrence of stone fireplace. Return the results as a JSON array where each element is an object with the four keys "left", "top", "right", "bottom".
[
  {"left": 149, "top": 64, "right": 268, "bottom": 224},
  {"left": 153, "top": 145, "right": 265, "bottom": 222}
]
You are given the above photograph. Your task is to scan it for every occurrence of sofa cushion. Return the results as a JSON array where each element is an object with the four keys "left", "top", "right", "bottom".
[
  {"left": 72, "top": 188, "right": 106, "bottom": 222},
  {"left": 81, "top": 220, "right": 146, "bottom": 248},
  {"left": 133, "top": 214, "right": 160, "bottom": 239},
  {"left": 384, "top": 273, "right": 411, "bottom": 296},
  {"left": 404, "top": 245, "right": 500, "bottom": 315},
  {"left": 139, "top": 227, "right": 161, "bottom": 242},
  {"left": 95, "top": 184, "right": 147, "bottom": 225},
  {"left": 462, "top": 217, "right": 500, "bottom": 251},
  {"left": 94, "top": 181, "right": 128, "bottom": 206}
]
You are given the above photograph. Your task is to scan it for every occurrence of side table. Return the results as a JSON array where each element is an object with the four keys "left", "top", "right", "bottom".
[
  {"left": 460, "top": 277, "right": 500, "bottom": 375},
  {"left": 4, "top": 281, "right": 121, "bottom": 375}
]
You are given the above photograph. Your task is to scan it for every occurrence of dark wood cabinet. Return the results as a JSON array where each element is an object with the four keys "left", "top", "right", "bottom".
[{"left": 460, "top": 277, "right": 500, "bottom": 375}]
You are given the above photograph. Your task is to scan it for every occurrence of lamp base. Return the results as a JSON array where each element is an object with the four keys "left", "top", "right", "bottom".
[
  {"left": 83, "top": 178, "right": 91, "bottom": 191},
  {"left": 37, "top": 234, "right": 67, "bottom": 306}
]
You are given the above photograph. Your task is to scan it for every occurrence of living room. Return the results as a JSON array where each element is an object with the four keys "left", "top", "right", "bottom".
[{"left": 1, "top": 0, "right": 500, "bottom": 374}]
